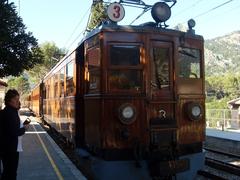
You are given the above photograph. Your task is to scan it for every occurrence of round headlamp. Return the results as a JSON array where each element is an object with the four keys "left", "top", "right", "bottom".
[
  {"left": 188, "top": 19, "right": 196, "bottom": 29},
  {"left": 118, "top": 103, "right": 136, "bottom": 125},
  {"left": 151, "top": 2, "right": 171, "bottom": 23},
  {"left": 186, "top": 102, "right": 203, "bottom": 121}
]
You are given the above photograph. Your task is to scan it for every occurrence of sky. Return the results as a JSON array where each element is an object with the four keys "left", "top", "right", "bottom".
[{"left": 9, "top": 0, "right": 240, "bottom": 50}]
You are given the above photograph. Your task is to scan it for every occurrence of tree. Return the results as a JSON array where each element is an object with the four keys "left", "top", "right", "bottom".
[
  {"left": 87, "top": 0, "right": 107, "bottom": 30},
  {"left": 7, "top": 75, "right": 30, "bottom": 96},
  {"left": 28, "top": 42, "right": 66, "bottom": 84},
  {"left": 0, "top": 0, "right": 43, "bottom": 77},
  {"left": 40, "top": 42, "right": 66, "bottom": 69}
]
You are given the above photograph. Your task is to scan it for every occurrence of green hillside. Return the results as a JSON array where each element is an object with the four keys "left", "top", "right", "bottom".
[{"left": 205, "top": 31, "right": 240, "bottom": 108}]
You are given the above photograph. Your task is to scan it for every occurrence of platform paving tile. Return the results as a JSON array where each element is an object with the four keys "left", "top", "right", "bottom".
[{"left": 17, "top": 121, "right": 86, "bottom": 180}]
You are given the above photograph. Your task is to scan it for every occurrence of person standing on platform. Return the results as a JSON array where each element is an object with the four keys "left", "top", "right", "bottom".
[{"left": 0, "top": 89, "right": 29, "bottom": 180}]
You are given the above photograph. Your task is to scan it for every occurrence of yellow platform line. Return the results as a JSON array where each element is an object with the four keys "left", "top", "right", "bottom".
[{"left": 32, "top": 125, "right": 64, "bottom": 180}]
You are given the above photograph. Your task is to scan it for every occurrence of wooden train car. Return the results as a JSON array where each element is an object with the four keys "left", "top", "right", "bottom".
[
  {"left": 29, "top": 84, "right": 42, "bottom": 116},
  {"left": 31, "top": 1, "right": 205, "bottom": 179}
]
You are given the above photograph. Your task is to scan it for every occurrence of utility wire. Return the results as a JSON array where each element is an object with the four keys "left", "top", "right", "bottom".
[
  {"left": 65, "top": 3, "right": 94, "bottom": 52},
  {"left": 193, "top": 0, "right": 235, "bottom": 19},
  {"left": 197, "top": 2, "right": 240, "bottom": 24},
  {"left": 176, "top": 0, "right": 236, "bottom": 25},
  {"left": 173, "top": 0, "right": 205, "bottom": 17},
  {"left": 130, "top": 7, "right": 151, "bottom": 25},
  {"left": 63, "top": 5, "right": 91, "bottom": 49}
]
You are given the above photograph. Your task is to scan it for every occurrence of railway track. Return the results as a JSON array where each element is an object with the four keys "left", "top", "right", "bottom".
[{"left": 197, "top": 147, "right": 240, "bottom": 179}]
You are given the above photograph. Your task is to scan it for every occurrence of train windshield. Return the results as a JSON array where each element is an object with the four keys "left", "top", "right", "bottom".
[
  {"left": 178, "top": 48, "right": 201, "bottom": 78},
  {"left": 110, "top": 45, "right": 140, "bottom": 65},
  {"left": 109, "top": 45, "right": 142, "bottom": 91}
]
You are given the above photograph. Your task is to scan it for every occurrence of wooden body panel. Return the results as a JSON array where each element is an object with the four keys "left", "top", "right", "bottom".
[
  {"left": 84, "top": 97, "right": 101, "bottom": 147},
  {"left": 31, "top": 85, "right": 40, "bottom": 116},
  {"left": 101, "top": 98, "right": 146, "bottom": 149},
  {"left": 177, "top": 95, "right": 205, "bottom": 144},
  {"left": 43, "top": 96, "right": 75, "bottom": 142}
]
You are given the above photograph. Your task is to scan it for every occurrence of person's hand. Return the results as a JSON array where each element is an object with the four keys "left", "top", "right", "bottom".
[{"left": 24, "top": 124, "right": 30, "bottom": 130}]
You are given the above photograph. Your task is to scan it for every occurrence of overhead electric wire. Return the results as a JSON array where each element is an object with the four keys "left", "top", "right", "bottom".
[
  {"left": 196, "top": 1, "right": 240, "bottom": 24},
  {"left": 63, "top": 5, "right": 91, "bottom": 49},
  {"left": 130, "top": 7, "right": 151, "bottom": 25},
  {"left": 176, "top": 0, "right": 236, "bottom": 26},
  {"left": 64, "top": 1, "right": 100, "bottom": 52},
  {"left": 172, "top": 0, "right": 206, "bottom": 17},
  {"left": 193, "top": 0, "right": 235, "bottom": 19}
]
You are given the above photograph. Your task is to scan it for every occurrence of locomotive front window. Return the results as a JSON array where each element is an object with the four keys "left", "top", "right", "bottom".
[
  {"left": 178, "top": 48, "right": 201, "bottom": 78},
  {"left": 109, "top": 45, "right": 142, "bottom": 91},
  {"left": 110, "top": 45, "right": 140, "bottom": 66},
  {"left": 109, "top": 70, "right": 142, "bottom": 90}
]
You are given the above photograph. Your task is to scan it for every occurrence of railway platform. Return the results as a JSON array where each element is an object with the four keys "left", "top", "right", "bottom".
[
  {"left": 206, "top": 128, "right": 240, "bottom": 141},
  {"left": 16, "top": 114, "right": 87, "bottom": 180},
  {"left": 206, "top": 128, "right": 240, "bottom": 155}
]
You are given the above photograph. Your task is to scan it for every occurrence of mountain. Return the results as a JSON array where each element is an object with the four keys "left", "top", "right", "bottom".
[{"left": 205, "top": 31, "right": 240, "bottom": 76}]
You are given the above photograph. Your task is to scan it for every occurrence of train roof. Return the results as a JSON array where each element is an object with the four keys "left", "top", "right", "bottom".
[{"left": 79, "top": 22, "right": 204, "bottom": 45}]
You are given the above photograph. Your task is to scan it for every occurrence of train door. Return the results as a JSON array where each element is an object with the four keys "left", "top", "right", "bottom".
[
  {"left": 147, "top": 41, "right": 177, "bottom": 160},
  {"left": 150, "top": 41, "right": 173, "bottom": 100}
]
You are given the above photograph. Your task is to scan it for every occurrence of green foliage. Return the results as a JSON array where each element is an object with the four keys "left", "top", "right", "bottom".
[
  {"left": 205, "top": 32, "right": 240, "bottom": 109},
  {"left": 40, "top": 42, "right": 66, "bottom": 69},
  {"left": 205, "top": 31, "right": 240, "bottom": 76},
  {"left": 87, "top": 1, "right": 107, "bottom": 30},
  {"left": 205, "top": 73, "right": 240, "bottom": 109},
  {"left": 28, "top": 42, "right": 66, "bottom": 84},
  {"left": 7, "top": 75, "right": 30, "bottom": 96},
  {"left": 206, "top": 97, "right": 229, "bottom": 109},
  {"left": 0, "top": 0, "right": 43, "bottom": 77}
]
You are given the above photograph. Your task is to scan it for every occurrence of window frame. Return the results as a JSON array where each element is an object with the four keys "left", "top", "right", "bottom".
[
  {"left": 66, "top": 61, "right": 75, "bottom": 96},
  {"left": 178, "top": 47, "right": 202, "bottom": 79},
  {"left": 107, "top": 43, "right": 144, "bottom": 93},
  {"left": 86, "top": 46, "right": 101, "bottom": 94}
]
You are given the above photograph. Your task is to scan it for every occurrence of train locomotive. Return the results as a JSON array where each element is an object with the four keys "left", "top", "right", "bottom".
[{"left": 30, "top": 1, "right": 205, "bottom": 179}]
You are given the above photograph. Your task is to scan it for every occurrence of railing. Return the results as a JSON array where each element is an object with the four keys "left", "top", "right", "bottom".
[{"left": 206, "top": 109, "right": 240, "bottom": 131}]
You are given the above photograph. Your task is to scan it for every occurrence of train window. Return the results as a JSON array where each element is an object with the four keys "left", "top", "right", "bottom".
[
  {"left": 50, "top": 77, "right": 54, "bottom": 98},
  {"left": 87, "top": 47, "right": 100, "bottom": 67},
  {"left": 42, "top": 84, "right": 46, "bottom": 99},
  {"left": 54, "top": 73, "right": 59, "bottom": 98},
  {"left": 110, "top": 45, "right": 140, "bottom": 66},
  {"left": 178, "top": 48, "right": 201, "bottom": 78},
  {"left": 109, "top": 70, "right": 142, "bottom": 90},
  {"left": 60, "top": 68, "right": 65, "bottom": 97},
  {"left": 66, "top": 62, "right": 74, "bottom": 96},
  {"left": 46, "top": 82, "right": 50, "bottom": 99},
  {"left": 87, "top": 47, "right": 101, "bottom": 93},
  {"left": 89, "top": 70, "right": 100, "bottom": 91},
  {"left": 152, "top": 47, "right": 170, "bottom": 89}
]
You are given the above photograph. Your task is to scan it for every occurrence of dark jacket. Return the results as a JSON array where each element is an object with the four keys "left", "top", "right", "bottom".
[{"left": 0, "top": 106, "right": 25, "bottom": 153}]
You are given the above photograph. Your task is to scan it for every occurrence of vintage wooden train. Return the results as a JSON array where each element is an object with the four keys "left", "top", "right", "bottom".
[{"left": 30, "top": 1, "right": 205, "bottom": 179}]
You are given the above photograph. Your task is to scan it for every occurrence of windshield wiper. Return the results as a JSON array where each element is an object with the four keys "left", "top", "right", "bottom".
[{"left": 179, "top": 49, "right": 196, "bottom": 58}]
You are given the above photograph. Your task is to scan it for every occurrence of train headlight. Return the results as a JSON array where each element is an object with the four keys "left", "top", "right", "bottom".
[
  {"left": 151, "top": 2, "right": 171, "bottom": 23},
  {"left": 118, "top": 103, "right": 136, "bottom": 125},
  {"left": 186, "top": 102, "right": 203, "bottom": 121}
]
